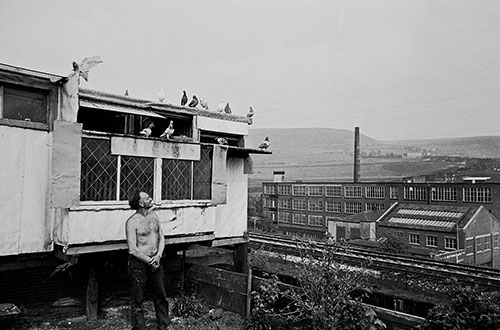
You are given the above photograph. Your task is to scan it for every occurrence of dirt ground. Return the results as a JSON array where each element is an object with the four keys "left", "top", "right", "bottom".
[{"left": 2, "top": 299, "right": 245, "bottom": 330}]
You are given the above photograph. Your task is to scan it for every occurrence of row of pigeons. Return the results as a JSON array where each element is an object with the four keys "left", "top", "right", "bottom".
[{"left": 139, "top": 120, "right": 270, "bottom": 150}]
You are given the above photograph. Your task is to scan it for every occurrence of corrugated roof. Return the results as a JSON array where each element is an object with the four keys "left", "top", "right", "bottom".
[
  {"left": 388, "top": 217, "right": 456, "bottom": 229},
  {"left": 397, "top": 208, "right": 463, "bottom": 218}
]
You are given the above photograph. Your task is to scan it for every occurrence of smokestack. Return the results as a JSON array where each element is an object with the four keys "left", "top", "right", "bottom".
[
  {"left": 273, "top": 170, "right": 285, "bottom": 182},
  {"left": 353, "top": 127, "right": 360, "bottom": 183}
]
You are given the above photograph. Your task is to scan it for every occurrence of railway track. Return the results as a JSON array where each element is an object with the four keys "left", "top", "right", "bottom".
[{"left": 248, "top": 232, "right": 500, "bottom": 289}]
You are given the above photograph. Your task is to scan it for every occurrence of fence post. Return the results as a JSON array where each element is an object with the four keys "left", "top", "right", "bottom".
[{"left": 246, "top": 268, "right": 252, "bottom": 317}]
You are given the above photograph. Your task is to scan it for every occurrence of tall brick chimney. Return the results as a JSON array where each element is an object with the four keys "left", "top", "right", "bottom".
[{"left": 353, "top": 127, "right": 360, "bottom": 183}]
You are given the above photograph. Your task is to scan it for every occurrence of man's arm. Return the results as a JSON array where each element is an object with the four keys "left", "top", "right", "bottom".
[
  {"left": 126, "top": 217, "right": 153, "bottom": 264},
  {"left": 151, "top": 216, "right": 165, "bottom": 267}
]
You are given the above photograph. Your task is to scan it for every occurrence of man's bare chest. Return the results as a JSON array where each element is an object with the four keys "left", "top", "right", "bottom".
[{"left": 136, "top": 216, "right": 158, "bottom": 236}]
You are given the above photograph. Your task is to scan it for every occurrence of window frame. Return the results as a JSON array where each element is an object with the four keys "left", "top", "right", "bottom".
[
  {"left": 325, "top": 200, "right": 342, "bottom": 213},
  {"left": 344, "top": 201, "right": 363, "bottom": 214},
  {"left": 365, "top": 186, "right": 385, "bottom": 199},
  {"left": 409, "top": 233, "right": 420, "bottom": 245},
  {"left": 425, "top": 235, "right": 437, "bottom": 247},
  {"left": 308, "top": 215, "right": 325, "bottom": 227},
  {"left": 444, "top": 237, "right": 458, "bottom": 250},
  {"left": 325, "top": 185, "right": 342, "bottom": 197}
]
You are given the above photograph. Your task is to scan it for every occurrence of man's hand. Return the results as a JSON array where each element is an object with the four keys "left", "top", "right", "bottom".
[{"left": 149, "top": 255, "right": 161, "bottom": 271}]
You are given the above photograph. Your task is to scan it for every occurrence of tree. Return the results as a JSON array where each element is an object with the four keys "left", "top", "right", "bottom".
[
  {"left": 247, "top": 241, "right": 385, "bottom": 330},
  {"left": 380, "top": 231, "right": 410, "bottom": 254}
]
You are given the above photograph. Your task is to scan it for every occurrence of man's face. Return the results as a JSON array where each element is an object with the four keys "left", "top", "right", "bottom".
[{"left": 139, "top": 192, "right": 153, "bottom": 209}]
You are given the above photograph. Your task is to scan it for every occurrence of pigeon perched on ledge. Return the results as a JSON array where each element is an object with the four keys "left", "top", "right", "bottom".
[
  {"left": 139, "top": 123, "right": 154, "bottom": 137},
  {"left": 188, "top": 95, "right": 199, "bottom": 108},
  {"left": 72, "top": 56, "right": 103, "bottom": 82},
  {"left": 258, "top": 137, "right": 270, "bottom": 150},
  {"left": 157, "top": 88, "right": 165, "bottom": 102},
  {"left": 215, "top": 137, "right": 228, "bottom": 145},
  {"left": 247, "top": 107, "right": 254, "bottom": 118},
  {"left": 224, "top": 102, "right": 232, "bottom": 114},
  {"left": 200, "top": 97, "right": 209, "bottom": 110},
  {"left": 160, "top": 120, "right": 174, "bottom": 139},
  {"left": 181, "top": 91, "right": 188, "bottom": 106}
]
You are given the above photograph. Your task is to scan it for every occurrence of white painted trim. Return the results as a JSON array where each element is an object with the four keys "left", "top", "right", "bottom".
[
  {"left": 116, "top": 155, "right": 121, "bottom": 201},
  {"left": 462, "top": 205, "right": 483, "bottom": 230}
]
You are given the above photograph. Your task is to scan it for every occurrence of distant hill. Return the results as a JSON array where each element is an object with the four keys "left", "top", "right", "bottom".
[{"left": 247, "top": 128, "right": 500, "bottom": 187}]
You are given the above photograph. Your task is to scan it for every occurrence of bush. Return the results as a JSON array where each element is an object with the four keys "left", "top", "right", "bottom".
[
  {"left": 246, "top": 241, "right": 385, "bottom": 330},
  {"left": 419, "top": 280, "right": 500, "bottom": 330}
]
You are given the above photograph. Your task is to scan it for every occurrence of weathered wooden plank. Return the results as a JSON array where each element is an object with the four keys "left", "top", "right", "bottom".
[
  {"left": 51, "top": 120, "right": 82, "bottom": 207},
  {"left": 85, "top": 265, "right": 99, "bottom": 321},
  {"left": 186, "top": 253, "right": 234, "bottom": 266},
  {"left": 362, "top": 303, "right": 425, "bottom": 329},
  {"left": 111, "top": 136, "right": 200, "bottom": 160},
  {"left": 194, "top": 281, "right": 247, "bottom": 315},
  {"left": 211, "top": 145, "right": 227, "bottom": 205},
  {"left": 186, "top": 266, "right": 247, "bottom": 293}
]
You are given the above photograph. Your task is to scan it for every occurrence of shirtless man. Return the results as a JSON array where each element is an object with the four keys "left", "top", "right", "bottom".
[{"left": 126, "top": 189, "right": 170, "bottom": 330}]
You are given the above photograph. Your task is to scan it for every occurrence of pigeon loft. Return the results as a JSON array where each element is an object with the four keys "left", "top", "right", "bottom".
[{"left": 0, "top": 62, "right": 271, "bottom": 311}]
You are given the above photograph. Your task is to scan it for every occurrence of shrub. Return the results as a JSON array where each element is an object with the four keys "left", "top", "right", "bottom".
[
  {"left": 246, "top": 241, "right": 386, "bottom": 330},
  {"left": 419, "top": 279, "right": 500, "bottom": 330}
]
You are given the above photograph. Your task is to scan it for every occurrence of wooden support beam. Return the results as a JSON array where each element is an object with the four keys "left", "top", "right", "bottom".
[
  {"left": 234, "top": 243, "right": 248, "bottom": 274},
  {"left": 85, "top": 264, "right": 99, "bottom": 321}
]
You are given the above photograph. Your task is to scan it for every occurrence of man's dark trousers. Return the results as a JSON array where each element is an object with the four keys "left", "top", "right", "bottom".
[{"left": 128, "top": 256, "right": 171, "bottom": 330}]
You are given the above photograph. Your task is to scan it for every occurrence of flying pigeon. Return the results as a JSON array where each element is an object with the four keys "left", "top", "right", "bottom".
[
  {"left": 199, "top": 97, "right": 209, "bottom": 110},
  {"left": 224, "top": 102, "right": 232, "bottom": 114},
  {"left": 258, "top": 137, "right": 270, "bottom": 150},
  {"left": 181, "top": 91, "right": 188, "bottom": 106},
  {"left": 72, "top": 56, "right": 103, "bottom": 82},
  {"left": 124, "top": 89, "right": 129, "bottom": 96},
  {"left": 217, "top": 101, "right": 225, "bottom": 112},
  {"left": 160, "top": 120, "right": 174, "bottom": 139},
  {"left": 215, "top": 137, "right": 228, "bottom": 145},
  {"left": 157, "top": 88, "right": 166, "bottom": 102},
  {"left": 188, "top": 95, "right": 199, "bottom": 108},
  {"left": 139, "top": 123, "right": 154, "bottom": 137},
  {"left": 247, "top": 107, "right": 254, "bottom": 118}
]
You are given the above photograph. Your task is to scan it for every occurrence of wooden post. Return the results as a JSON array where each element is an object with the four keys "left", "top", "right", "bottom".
[
  {"left": 246, "top": 268, "right": 252, "bottom": 317},
  {"left": 234, "top": 243, "right": 248, "bottom": 274},
  {"left": 86, "top": 264, "right": 99, "bottom": 321}
]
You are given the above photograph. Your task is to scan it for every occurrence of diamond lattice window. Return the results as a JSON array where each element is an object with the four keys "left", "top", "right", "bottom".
[
  {"left": 193, "top": 146, "right": 212, "bottom": 200},
  {"left": 80, "top": 138, "right": 118, "bottom": 201},
  {"left": 119, "top": 156, "right": 155, "bottom": 200},
  {"left": 162, "top": 159, "right": 192, "bottom": 200}
]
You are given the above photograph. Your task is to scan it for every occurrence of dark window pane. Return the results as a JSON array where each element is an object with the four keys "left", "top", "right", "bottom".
[
  {"left": 3, "top": 87, "right": 47, "bottom": 123},
  {"left": 162, "top": 159, "right": 192, "bottom": 200},
  {"left": 193, "top": 146, "right": 212, "bottom": 200},
  {"left": 120, "top": 156, "right": 154, "bottom": 200},
  {"left": 80, "top": 138, "right": 118, "bottom": 201}
]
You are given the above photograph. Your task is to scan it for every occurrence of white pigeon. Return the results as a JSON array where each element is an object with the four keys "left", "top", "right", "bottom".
[
  {"left": 157, "top": 88, "right": 166, "bottom": 102},
  {"left": 215, "top": 137, "right": 228, "bottom": 145},
  {"left": 72, "top": 56, "right": 103, "bottom": 82},
  {"left": 139, "top": 123, "right": 154, "bottom": 137},
  {"left": 200, "top": 97, "right": 209, "bottom": 110},
  {"left": 160, "top": 120, "right": 174, "bottom": 139},
  {"left": 258, "top": 137, "right": 270, "bottom": 150},
  {"left": 217, "top": 101, "right": 225, "bottom": 112}
]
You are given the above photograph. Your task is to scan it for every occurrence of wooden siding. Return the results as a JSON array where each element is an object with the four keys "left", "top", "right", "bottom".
[{"left": 0, "top": 125, "right": 52, "bottom": 255}]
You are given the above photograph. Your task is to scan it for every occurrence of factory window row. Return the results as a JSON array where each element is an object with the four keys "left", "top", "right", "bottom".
[
  {"left": 264, "top": 184, "right": 493, "bottom": 203},
  {"left": 278, "top": 212, "right": 325, "bottom": 227},
  {"left": 274, "top": 199, "right": 384, "bottom": 214}
]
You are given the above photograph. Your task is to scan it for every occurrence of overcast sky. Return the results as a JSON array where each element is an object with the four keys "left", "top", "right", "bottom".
[{"left": 1, "top": 0, "right": 499, "bottom": 140}]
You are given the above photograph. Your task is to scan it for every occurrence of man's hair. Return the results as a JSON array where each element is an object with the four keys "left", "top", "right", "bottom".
[{"left": 128, "top": 189, "right": 142, "bottom": 210}]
